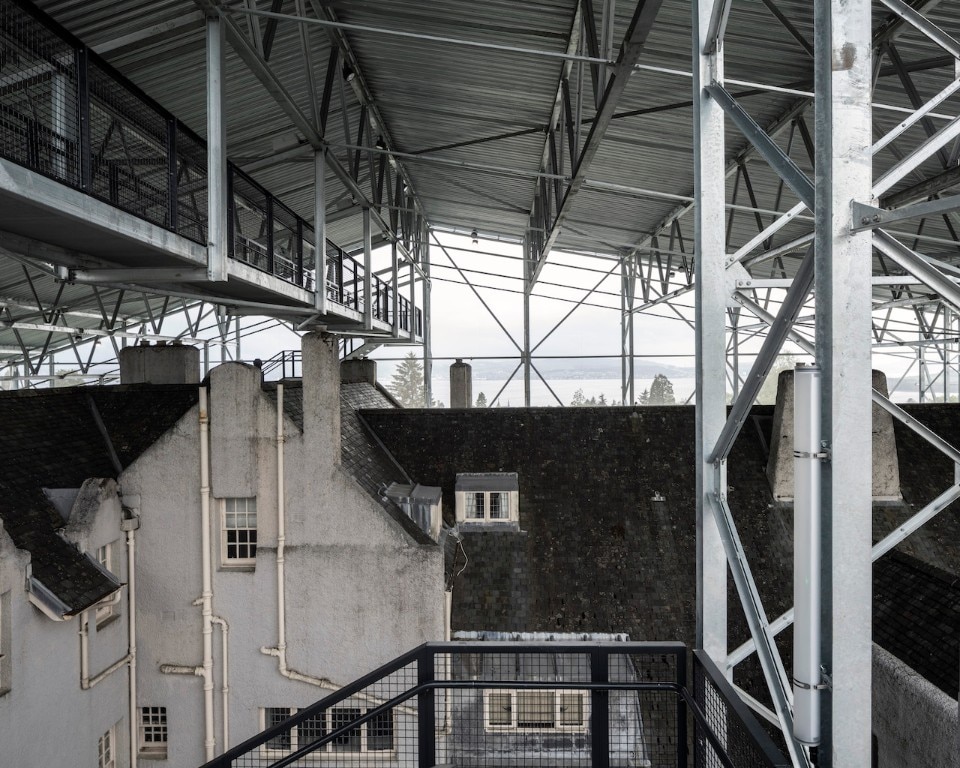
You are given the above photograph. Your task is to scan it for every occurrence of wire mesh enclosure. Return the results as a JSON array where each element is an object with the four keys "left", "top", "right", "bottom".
[{"left": 204, "top": 642, "right": 787, "bottom": 768}]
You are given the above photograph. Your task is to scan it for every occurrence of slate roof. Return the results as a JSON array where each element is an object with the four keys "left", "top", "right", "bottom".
[
  {"left": 874, "top": 551, "right": 960, "bottom": 699},
  {"left": 0, "top": 385, "right": 199, "bottom": 615},
  {"left": 363, "top": 403, "right": 960, "bottom": 703}
]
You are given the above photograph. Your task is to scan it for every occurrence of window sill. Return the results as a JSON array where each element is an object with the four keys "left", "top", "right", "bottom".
[
  {"left": 138, "top": 750, "right": 168, "bottom": 760},
  {"left": 457, "top": 521, "right": 522, "bottom": 532},
  {"left": 218, "top": 563, "right": 256, "bottom": 573},
  {"left": 96, "top": 612, "right": 121, "bottom": 631}
]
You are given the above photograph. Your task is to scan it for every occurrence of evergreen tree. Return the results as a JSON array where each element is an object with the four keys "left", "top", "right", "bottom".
[
  {"left": 476, "top": 392, "right": 488, "bottom": 408},
  {"left": 648, "top": 373, "right": 676, "bottom": 405},
  {"left": 598, "top": 393, "right": 607, "bottom": 406},
  {"left": 570, "top": 388, "right": 586, "bottom": 406},
  {"left": 388, "top": 352, "right": 426, "bottom": 407},
  {"left": 639, "top": 388, "right": 650, "bottom": 405}
]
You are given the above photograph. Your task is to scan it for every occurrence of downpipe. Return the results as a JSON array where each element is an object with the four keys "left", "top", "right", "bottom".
[
  {"left": 260, "top": 383, "right": 335, "bottom": 691},
  {"left": 199, "top": 386, "right": 216, "bottom": 760}
]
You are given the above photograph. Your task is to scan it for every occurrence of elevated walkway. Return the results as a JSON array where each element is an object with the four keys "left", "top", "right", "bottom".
[{"left": 0, "top": 0, "right": 420, "bottom": 340}]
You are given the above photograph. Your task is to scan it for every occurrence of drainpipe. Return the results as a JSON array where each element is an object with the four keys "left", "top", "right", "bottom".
[
  {"left": 199, "top": 386, "right": 216, "bottom": 760},
  {"left": 210, "top": 616, "right": 230, "bottom": 749},
  {"left": 126, "top": 526, "right": 138, "bottom": 768},
  {"left": 79, "top": 609, "right": 131, "bottom": 689},
  {"left": 276, "top": 383, "right": 286, "bottom": 669},
  {"left": 260, "top": 383, "right": 335, "bottom": 690}
]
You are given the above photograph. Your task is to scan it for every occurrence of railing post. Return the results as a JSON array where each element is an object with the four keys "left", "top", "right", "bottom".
[
  {"left": 266, "top": 195, "right": 275, "bottom": 275},
  {"left": 296, "top": 219, "right": 304, "bottom": 287},
  {"left": 417, "top": 646, "right": 436, "bottom": 768},
  {"left": 590, "top": 646, "right": 609, "bottom": 768},
  {"left": 167, "top": 118, "right": 178, "bottom": 231},
  {"left": 76, "top": 46, "right": 91, "bottom": 191},
  {"left": 363, "top": 207, "right": 373, "bottom": 329},
  {"left": 226, "top": 166, "right": 234, "bottom": 260}
]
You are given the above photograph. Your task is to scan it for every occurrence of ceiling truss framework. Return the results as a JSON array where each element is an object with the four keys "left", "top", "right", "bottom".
[{"left": 1, "top": 1, "right": 960, "bottom": 764}]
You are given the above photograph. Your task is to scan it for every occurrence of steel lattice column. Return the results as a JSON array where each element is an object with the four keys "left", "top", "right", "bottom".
[
  {"left": 814, "top": 0, "right": 874, "bottom": 763},
  {"left": 692, "top": 0, "right": 728, "bottom": 662}
]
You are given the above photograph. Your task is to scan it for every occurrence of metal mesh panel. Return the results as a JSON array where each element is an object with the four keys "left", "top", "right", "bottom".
[
  {"left": 230, "top": 169, "right": 271, "bottom": 272},
  {"left": 272, "top": 200, "right": 303, "bottom": 285},
  {"left": 446, "top": 650, "right": 594, "bottom": 768},
  {"left": 227, "top": 660, "right": 420, "bottom": 768},
  {"left": 174, "top": 126, "right": 207, "bottom": 244},
  {"left": 86, "top": 60, "right": 169, "bottom": 225},
  {"left": 301, "top": 223, "right": 317, "bottom": 291},
  {"left": 610, "top": 653, "right": 681, "bottom": 768},
  {"left": 0, "top": 3, "right": 80, "bottom": 184},
  {"left": 692, "top": 654, "right": 788, "bottom": 768}
]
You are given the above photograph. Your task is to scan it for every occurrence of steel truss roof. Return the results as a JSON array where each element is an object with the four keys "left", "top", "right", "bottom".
[{"left": 0, "top": 0, "right": 958, "bottom": 392}]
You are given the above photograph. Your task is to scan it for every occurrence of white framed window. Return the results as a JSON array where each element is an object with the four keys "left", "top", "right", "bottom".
[
  {"left": 98, "top": 724, "right": 117, "bottom": 768},
  {"left": 261, "top": 706, "right": 394, "bottom": 756},
  {"left": 483, "top": 690, "right": 588, "bottom": 732},
  {"left": 455, "top": 473, "right": 519, "bottom": 526},
  {"left": 93, "top": 542, "right": 120, "bottom": 626},
  {"left": 222, "top": 498, "right": 257, "bottom": 566},
  {"left": 139, "top": 706, "right": 168, "bottom": 758}
]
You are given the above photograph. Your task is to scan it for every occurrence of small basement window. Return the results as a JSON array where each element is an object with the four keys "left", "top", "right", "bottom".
[
  {"left": 261, "top": 706, "right": 394, "bottom": 757},
  {"left": 455, "top": 473, "right": 519, "bottom": 527},
  {"left": 139, "top": 707, "right": 168, "bottom": 758}
]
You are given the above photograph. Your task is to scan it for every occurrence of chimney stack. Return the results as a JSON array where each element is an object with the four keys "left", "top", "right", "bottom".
[
  {"left": 341, "top": 358, "right": 378, "bottom": 386},
  {"left": 450, "top": 358, "right": 472, "bottom": 408},
  {"left": 118, "top": 342, "right": 200, "bottom": 384}
]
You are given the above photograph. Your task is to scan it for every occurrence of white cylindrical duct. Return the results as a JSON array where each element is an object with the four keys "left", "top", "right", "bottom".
[{"left": 793, "top": 363, "right": 821, "bottom": 746}]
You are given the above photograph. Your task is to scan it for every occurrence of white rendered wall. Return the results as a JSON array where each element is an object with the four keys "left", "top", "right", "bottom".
[
  {"left": 0, "top": 481, "right": 131, "bottom": 766},
  {"left": 126, "top": 332, "right": 445, "bottom": 767}
]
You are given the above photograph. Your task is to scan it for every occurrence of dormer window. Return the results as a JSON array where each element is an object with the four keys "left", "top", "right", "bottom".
[{"left": 455, "top": 473, "right": 519, "bottom": 528}]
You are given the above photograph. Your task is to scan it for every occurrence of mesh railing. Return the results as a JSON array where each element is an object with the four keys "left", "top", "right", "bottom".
[
  {"left": 203, "top": 642, "right": 788, "bottom": 768},
  {"left": 689, "top": 652, "right": 791, "bottom": 768},
  {"left": 0, "top": 0, "right": 416, "bottom": 332}
]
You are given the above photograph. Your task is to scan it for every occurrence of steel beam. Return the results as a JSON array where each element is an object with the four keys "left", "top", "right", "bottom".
[
  {"left": 530, "top": 0, "right": 665, "bottom": 285},
  {"left": 710, "top": 247, "right": 814, "bottom": 463}
]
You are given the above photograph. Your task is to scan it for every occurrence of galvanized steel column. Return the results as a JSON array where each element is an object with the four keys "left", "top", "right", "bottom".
[
  {"left": 693, "top": 0, "right": 728, "bottom": 661},
  {"left": 814, "top": 0, "right": 874, "bottom": 763},
  {"left": 523, "top": 238, "right": 532, "bottom": 407},
  {"left": 363, "top": 207, "right": 373, "bottom": 330},
  {"left": 315, "top": 150, "right": 327, "bottom": 313},
  {"left": 423, "top": 233, "right": 433, "bottom": 408},
  {"left": 206, "top": 14, "right": 228, "bottom": 283}
]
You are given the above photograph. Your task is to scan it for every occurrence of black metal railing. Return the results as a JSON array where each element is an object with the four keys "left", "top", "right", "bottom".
[
  {"left": 0, "top": 0, "right": 417, "bottom": 333},
  {"left": 203, "top": 642, "right": 788, "bottom": 768},
  {"left": 260, "top": 351, "right": 302, "bottom": 381}
]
